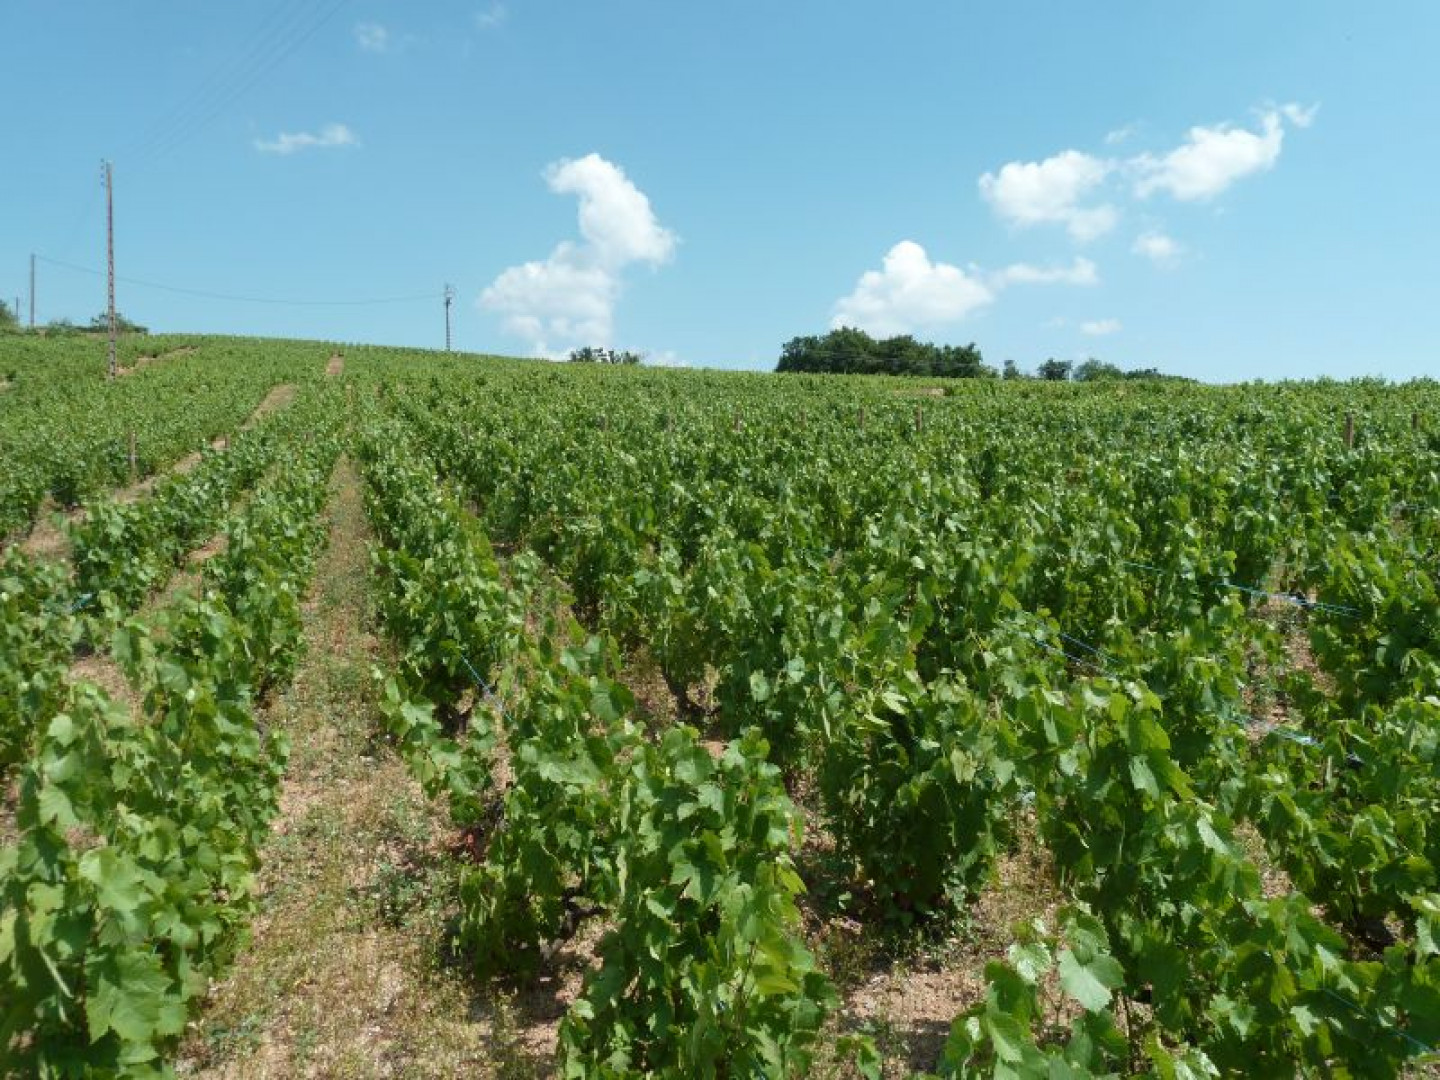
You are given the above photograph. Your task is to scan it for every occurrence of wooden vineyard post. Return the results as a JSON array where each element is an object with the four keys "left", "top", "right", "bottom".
[
  {"left": 915, "top": 406, "right": 923, "bottom": 434},
  {"left": 858, "top": 407, "right": 866, "bottom": 431},
  {"left": 732, "top": 413, "right": 742, "bottom": 433},
  {"left": 128, "top": 432, "right": 137, "bottom": 481},
  {"left": 1414, "top": 411, "right": 1421, "bottom": 431},
  {"left": 1344, "top": 412, "right": 1355, "bottom": 449}
]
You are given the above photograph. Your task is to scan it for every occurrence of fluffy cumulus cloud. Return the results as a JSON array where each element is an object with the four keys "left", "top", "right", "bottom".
[
  {"left": 977, "top": 102, "right": 1316, "bottom": 252},
  {"left": 253, "top": 122, "right": 358, "bottom": 155},
  {"left": 832, "top": 242, "right": 994, "bottom": 337},
  {"left": 1131, "top": 103, "right": 1315, "bottom": 201},
  {"left": 832, "top": 244, "right": 1098, "bottom": 337},
  {"left": 1080, "top": 318, "right": 1122, "bottom": 336},
  {"left": 1132, "top": 230, "right": 1183, "bottom": 264},
  {"left": 353, "top": 22, "right": 389, "bottom": 52},
  {"left": 978, "top": 150, "right": 1118, "bottom": 242},
  {"left": 545, "top": 154, "right": 677, "bottom": 266},
  {"left": 481, "top": 153, "right": 676, "bottom": 356}
]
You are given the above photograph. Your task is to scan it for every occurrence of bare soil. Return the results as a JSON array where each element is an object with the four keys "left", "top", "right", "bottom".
[
  {"left": 810, "top": 816, "right": 1064, "bottom": 1076},
  {"left": 326, "top": 355, "right": 345, "bottom": 377},
  {"left": 244, "top": 384, "right": 298, "bottom": 427},
  {"left": 176, "top": 460, "right": 556, "bottom": 1079},
  {"left": 117, "top": 345, "right": 197, "bottom": 377},
  {"left": 13, "top": 383, "right": 298, "bottom": 559}
]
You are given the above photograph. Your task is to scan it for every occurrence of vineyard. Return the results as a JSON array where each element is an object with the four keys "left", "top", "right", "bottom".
[{"left": 1, "top": 334, "right": 1437, "bottom": 1078}]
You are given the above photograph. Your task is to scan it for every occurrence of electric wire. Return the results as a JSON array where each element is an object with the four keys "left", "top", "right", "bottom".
[
  {"left": 118, "top": 0, "right": 354, "bottom": 170},
  {"left": 34, "top": 254, "right": 438, "bottom": 308}
]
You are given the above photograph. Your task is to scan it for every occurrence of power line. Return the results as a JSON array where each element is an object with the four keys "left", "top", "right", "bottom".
[
  {"left": 119, "top": 0, "right": 355, "bottom": 169},
  {"left": 34, "top": 254, "right": 439, "bottom": 308}
]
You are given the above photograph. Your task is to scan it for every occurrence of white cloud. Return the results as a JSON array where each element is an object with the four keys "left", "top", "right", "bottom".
[
  {"left": 993, "top": 257, "right": 1099, "bottom": 287},
  {"left": 1280, "top": 102, "right": 1319, "bottom": 128},
  {"left": 544, "top": 154, "right": 677, "bottom": 267},
  {"left": 1131, "top": 103, "right": 1314, "bottom": 201},
  {"left": 353, "top": 22, "right": 389, "bottom": 52},
  {"left": 253, "top": 122, "right": 358, "bottom": 155},
  {"left": 832, "top": 241, "right": 994, "bottom": 337},
  {"left": 1132, "top": 230, "right": 1183, "bottom": 264},
  {"left": 979, "top": 150, "right": 1118, "bottom": 241},
  {"left": 1080, "top": 318, "right": 1122, "bottom": 336},
  {"left": 480, "top": 246, "right": 617, "bottom": 357},
  {"left": 475, "top": 2, "right": 507, "bottom": 29},
  {"left": 832, "top": 243, "right": 1098, "bottom": 337},
  {"left": 481, "top": 153, "right": 676, "bottom": 356},
  {"left": 1104, "top": 123, "right": 1139, "bottom": 146},
  {"left": 645, "top": 350, "right": 687, "bottom": 368}
]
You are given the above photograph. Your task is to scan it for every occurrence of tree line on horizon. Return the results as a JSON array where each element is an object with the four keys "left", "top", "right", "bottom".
[{"left": 775, "top": 327, "right": 1187, "bottom": 382}]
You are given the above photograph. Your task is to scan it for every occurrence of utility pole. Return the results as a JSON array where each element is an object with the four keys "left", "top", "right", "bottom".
[
  {"left": 28, "top": 253, "right": 34, "bottom": 328},
  {"left": 444, "top": 283, "right": 454, "bottom": 352},
  {"left": 103, "top": 160, "right": 117, "bottom": 378}
]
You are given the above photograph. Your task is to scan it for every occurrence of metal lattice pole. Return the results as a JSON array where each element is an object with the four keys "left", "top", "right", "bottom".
[
  {"left": 103, "top": 161, "right": 117, "bottom": 378},
  {"left": 444, "top": 283, "right": 454, "bottom": 352}
]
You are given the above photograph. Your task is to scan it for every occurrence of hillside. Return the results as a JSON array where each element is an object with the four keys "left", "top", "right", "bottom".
[{"left": 1, "top": 333, "right": 1438, "bottom": 1077}]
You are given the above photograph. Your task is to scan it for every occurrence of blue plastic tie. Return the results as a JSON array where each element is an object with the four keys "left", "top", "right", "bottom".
[
  {"left": 1027, "top": 633, "right": 1116, "bottom": 679},
  {"left": 1058, "top": 630, "right": 1114, "bottom": 663},
  {"left": 1322, "top": 988, "right": 1435, "bottom": 1057},
  {"left": 1120, "top": 558, "right": 1170, "bottom": 576},
  {"left": 1218, "top": 579, "right": 1360, "bottom": 617},
  {"left": 458, "top": 651, "right": 509, "bottom": 724}
]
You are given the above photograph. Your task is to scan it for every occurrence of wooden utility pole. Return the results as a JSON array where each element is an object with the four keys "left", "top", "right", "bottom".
[
  {"left": 103, "top": 161, "right": 117, "bottom": 378},
  {"left": 444, "top": 283, "right": 454, "bottom": 352},
  {"left": 29, "top": 253, "right": 34, "bottom": 328}
]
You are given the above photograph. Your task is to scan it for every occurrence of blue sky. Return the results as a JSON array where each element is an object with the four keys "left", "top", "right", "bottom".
[{"left": 3, "top": 2, "right": 1437, "bottom": 380}]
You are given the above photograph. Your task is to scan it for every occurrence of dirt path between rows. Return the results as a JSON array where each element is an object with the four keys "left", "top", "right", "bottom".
[
  {"left": 176, "top": 459, "right": 525, "bottom": 1078},
  {"left": 118, "top": 345, "right": 198, "bottom": 377},
  {"left": 326, "top": 354, "right": 344, "bottom": 376},
  {"left": 243, "top": 383, "right": 297, "bottom": 427},
  {"left": 15, "top": 383, "right": 298, "bottom": 563}
]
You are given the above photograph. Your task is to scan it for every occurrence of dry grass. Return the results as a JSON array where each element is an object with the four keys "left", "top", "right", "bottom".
[
  {"left": 175, "top": 458, "right": 560, "bottom": 1079},
  {"left": 244, "top": 384, "right": 298, "bottom": 428},
  {"left": 17, "top": 500, "right": 72, "bottom": 562}
]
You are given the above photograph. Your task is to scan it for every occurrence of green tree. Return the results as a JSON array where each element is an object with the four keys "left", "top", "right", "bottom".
[
  {"left": 87, "top": 311, "right": 148, "bottom": 334},
  {"left": 0, "top": 299, "right": 17, "bottom": 329},
  {"left": 1074, "top": 358, "right": 1123, "bottom": 382},
  {"left": 1037, "top": 358, "right": 1072, "bottom": 381},
  {"left": 776, "top": 327, "right": 993, "bottom": 378},
  {"left": 568, "top": 346, "right": 641, "bottom": 365}
]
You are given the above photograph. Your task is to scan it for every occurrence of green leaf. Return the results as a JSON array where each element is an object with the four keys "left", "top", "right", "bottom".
[
  {"left": 79, "top": 848, "right": 148, "bottom": 914},
  {"left": 1007, "top": 940, "right": 1052, "bottom": 985},
  {"left": 85, "top": 949, "right": 175, "bottom": 1046},
  {"left": 1129, "top": 755, "right": 1158, "bottom": 797},
  {"left": 985, "top": 1011, "right": 1030, "bottom": 1063},
  {"left": 37, "top": 783, "right": 77, "bottom": 828},
  {"left": 1057, "top": 946, "right": 1123, "bottom": 1012}
]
